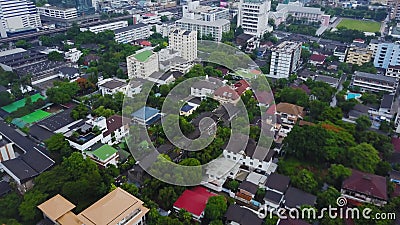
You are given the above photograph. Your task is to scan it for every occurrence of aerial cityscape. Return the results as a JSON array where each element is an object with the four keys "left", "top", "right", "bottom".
[{"left": 0, "top": 0, "right": 399, "bottom": 224}]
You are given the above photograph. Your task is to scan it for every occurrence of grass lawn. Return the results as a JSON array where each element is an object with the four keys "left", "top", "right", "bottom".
[
  {"left": 337, "top": 19, "right": 381, "bottom": 33},
  {"left": 20, "top": 110, "right": 51, "bottom": 123}
]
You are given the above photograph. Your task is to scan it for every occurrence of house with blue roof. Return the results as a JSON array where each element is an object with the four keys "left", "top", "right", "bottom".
[
  {"left": 180, "top": 104, "right": 195, "bottom": 116},
  {"left": 131, "top": 106, "right": 161, "bottom": 125}
]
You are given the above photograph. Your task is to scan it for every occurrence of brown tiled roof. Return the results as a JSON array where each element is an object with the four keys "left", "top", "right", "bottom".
[
  {"left": 103, "top": 115, "right": 126, "bottom": 137},
  {"left": 276, "top": 103, "right": 304, "bottom": 116},
  {"left": 342, "top": 170, "right": 387, "bottom": 200},
  {"left": 214, "top": 86, "right": 240, "bottom": 100}
]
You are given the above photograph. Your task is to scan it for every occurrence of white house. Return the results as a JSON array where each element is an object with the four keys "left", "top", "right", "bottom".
[
  {"left": 98, "top": 78, "right": 128, "bottom": 96},
  {"left": 64, "top": 48, "right": 83, "bottom": 63}
]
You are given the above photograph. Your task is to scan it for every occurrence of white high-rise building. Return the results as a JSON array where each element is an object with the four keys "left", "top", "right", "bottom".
[
  {"left": 168, "top": 28, "right": 197, "bottom": 61},
  {"left": 268, "top": 41, "right": 302, "bottom": 79},
  {"left": 0, "top": 0, "right": 42, "bottom": 38},
  {"left": 237, "top": 0, "right": 270, "bottom": 37}
]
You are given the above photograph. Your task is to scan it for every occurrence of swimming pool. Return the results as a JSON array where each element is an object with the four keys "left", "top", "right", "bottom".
[{"left": 345, "top": 92, "right": 362, "bottom": 100}]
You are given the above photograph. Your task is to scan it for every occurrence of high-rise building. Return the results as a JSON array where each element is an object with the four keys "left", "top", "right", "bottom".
[
  {"left": 48, "top": 0, "right": 94, "bottom": 15},
  {"left": 268, "top": 41, "right": 302, "bottom": 79},
  {"left": 168, "top": 28, "right": 197, "bottom": 61},
  {"left": 0, "top": 0, "right": 42, "bottom": 38},
  {"left": 237, "top": 0, "right": 270, "bottom": 37},
  {"left": 127, "top": 50, "right": 159, "bottom": 78},
  {"left": 373, "top": 42, "right": 400, "bottom": 69}
]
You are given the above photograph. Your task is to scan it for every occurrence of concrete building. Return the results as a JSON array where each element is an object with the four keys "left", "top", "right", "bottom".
[
  {"left": 237, "top": 0, "right": 270, "bottom": 37},
  {"left": 373, "top": 42, "right": 400, "bottom": 69},
  {"left": 385, "top": 65, "right": 400, "bottom": 79},
  {"left": 98, "top": 78, "right": 128, "bottom": 96},
  {"left": 271, "top": 1, "right": 330, "bottom": 27},
  {"left": 80, "top": 20, "right": 128, "bottom": 33},
  {"left": 168, "top": 28, "right": 197, "bottom": 61},
  {"left": 268, "top": 41, "right": 302, "bottom": 79},
  {"left": 114, "top": 23, "right": 150, "bottom": 44},
  {"left": 345, "top": 45, "right": 373, "bottom": 66},
  {"left": 38, "top": 188, "right": 149, "bottom": 225},
  {"left": 127, "top": 50, "right": 159, "bottom": 78},
  {"left": 48, "top": 0, "right": 94, "bottom": 15},
  {"left": 0, "top": 0, "right": 42, "bottom": 38},
  {"left": 333, "top": 45, "right": 348, "bottom": 62},
  {"left": 64, "top": 48, "right": 82, "bottom": 63},
  {"left": 84, "top": 144, "right": 119, "bottom": 168},
  {"left": 175, "top": 17, "right": 230, "bottom": 41},
  {"left": 390, "top": 0, "right": 400, "bottom": 21},
  {"left": 37, "top": 5, "right": 78, "bottom": 20},
  {"left": 368, "top": 39, "right": 380, "bottom": 56},
  {"left": 351, "top": 71, "right": 398, "bottom": 93}
]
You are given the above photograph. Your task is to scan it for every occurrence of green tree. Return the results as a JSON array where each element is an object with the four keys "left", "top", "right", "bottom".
[
  {"left": 15, "top": 40, "right": 31, "bottom": 49},
  {"left": 327, "top": 164, "right": 352, "bottom": 188},
  {"left": 317, "top": 186, "right": 341, "bottom": 209},
  {"left": 355, "top": 115, "right": 371, "bottom": 132},
  {"left": 48, "top": 51, "right": 64, "bottom": 61},
  {"left": 291, "top": 169, "right": 318, "bottom": 193},
  {"left": 18, "top": 190, "right": 48, "bottom": 222},
  {"left": 46, "top": 81, "right": 79, "bottom": 104},
  {"left": 120, "top": 183, "right": 139, "bottom": 196},
  {"left": 44, "top": 133, "right": 73, "bottom": 162},
  {"left": 226, "top": 180, "right": 240, "bottom": 192},
  {"left": 71, "top": 103, "right": 89, "bottom": 120},
  {"left": 157, "top": 187, "right": 178, "bottom": 209},
  {"left": 347, "top": 143, "right": 380, "bottom": 173},
  {"left": 92, "top": 106, "right": 115, "bottom": 118},
  {"left": 0, "top": 91, "right": 14, "bottom": 107},
  {"left": 0, "top": 193, "right": 21, "bottom": 219},
  {"left": 204, "top": 196, "right": 227, "bottom": 223}
]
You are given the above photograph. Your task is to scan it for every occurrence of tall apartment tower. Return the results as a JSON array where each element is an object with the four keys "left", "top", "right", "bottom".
[
  {"left": 269, "top": 41, "right": 302, "bottom": 79},
  {"left": 237, "top": 0, "right": 270, "bottom": 37},
  {"left": 0, "top": 0, "right": 42, "bottom": 38},
  {"left": 168, "top": 28, "right": 197, "bottom": 61},
  {"left": 373, "top": 42, "right": 400, "bottom": 69}
]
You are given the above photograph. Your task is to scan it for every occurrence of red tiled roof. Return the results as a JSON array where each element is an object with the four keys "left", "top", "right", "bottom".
[
  {"left": 173, "top": 187, "right": 216, "bottom": 216},
  {"left": 353, "top": 38, "right": 365, "bottom": 43},
  {"left": 214, "top": 86, "right": 240, "bottom": 100},
  {"left": 392, "top": 138, "right": 400, "bottom": 153},
  {"left": 310, "top": 54, "right": 326, "bottom": 62},
  {"left": 144, "top": 13, "right": 156, "bottom": 17},
  {"left": 254, "top": 91, "right": 274, "bottom": 105},
  {"left": 234, "top": 80, "right": 250, "bottom": 96},
  {"left": 139, "top": 40, "right": 151, "bottom": 46},
  {"left": 290, "top": 84, "right": 311, "bottom": 95},
  {"left": 342, "top": 169, "right": 387, "bottom": 201}
]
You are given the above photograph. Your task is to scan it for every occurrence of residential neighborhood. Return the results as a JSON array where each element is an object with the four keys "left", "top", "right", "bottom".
[{"left": 0, "top": 0, "right": 399, "bottom": 225}]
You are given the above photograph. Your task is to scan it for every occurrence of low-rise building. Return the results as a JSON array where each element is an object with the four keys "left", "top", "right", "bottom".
[
  {"left": 38, "top": 188, "right": 149, "bottom": 225},
  {"left": 341, "top": 169, "right": 387, "bottom": 206},
  {"left": 283, "top": 187, "right": 317, "bottom": 209},
  {"left": 102, "top": 115, "right": 129, "bottom": 145},
  {"left": 37, "top": 5, "right": 78, "bottom": 20},
  {"left": 173, "top": 186, "right": 216, "bottom": 221},
  {"left": 224, "top": 204, "right": 263, "bottom": 225},
  {"left": 64, "top": 48, "right": 82, "bottom": 63},
  {"left": 264, "top": 173, "right": 290, "bottom": 212},
  {"left": 114, "top": 23, "right": 150, "bottom": 44},
  {"left": 236, "top": 180, "right": 258, "bottom": 204},
  {"left": 80, "top": 20, "right": 128, "bottom": 33},
  {"left": 98, "top": 78, "right": 128, "bottom": 96},
  {"left": 213, "top": 86, "right": 240, "bottom": 105},
  {"left": 276, "top": 103, "right": 304, "bottom": 125},
  {"left": 84, "top": 144, "right": 119, "bottom": 167},
  {"left": 309, "top": 54, "right": 326, "bottom": 65},
  {"left": 131, "top": 106, "right": 162, "bottom": 126},
  {"left": 333, "top": 45, "right": 348, "bottom": 62},
  {"left": 314, "top": 75, "right": 339, "bottom": 88},
  {"left": 190, "top": 76, "right": 223, "bottom": 98},
  {"left": 351, "top": 71, "right": 398, "bottom": 93}
]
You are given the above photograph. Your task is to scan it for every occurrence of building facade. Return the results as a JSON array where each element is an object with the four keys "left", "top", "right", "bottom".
[
  {"left": 175, "top": 17, "right": 230, "bottom": 41},
  {"left": 345, "top": 45, "right": 373, "bottom": 65},
  {"left": 237, "top": 0, "right": 270, "bottom": 37},
  {"left": 385, "top": 65, "right": 400, "bottom": 78},
  {"left": 80, "top": 20, "right": 128, "bottom": 33},
  {"left": 114, "top": 23, "right": 150, "bottom": 44},
  {"left": 268, "top": 41, "right": 302, "bottom": 79},
  {"left": 168, "top": 28, "right": 198, "bottom": 61},
  {"left": 351, "top": 71, "right": 398, "bottom": 93},
  {"left": 0, "top": 0, "right": 42, "bottom": 38},
  {"left": 48, "top": 0, "right": 94, "bottom": 15},
  {"left": 127, "top": 50, "right": 159, "bottom": 78},
  {"left": 37, "top": 5, "right": 78, "bottom": 19},
  {"left": 373, "top": 42, "right": 400, "bottom": 69}
]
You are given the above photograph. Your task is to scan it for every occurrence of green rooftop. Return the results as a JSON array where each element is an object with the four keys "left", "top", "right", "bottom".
[
  {"left": 134, "top": 50, "right": 153, "bottom": 62},
  {"left": 90, "top": 145, "right": 118, "bottom": 161}
]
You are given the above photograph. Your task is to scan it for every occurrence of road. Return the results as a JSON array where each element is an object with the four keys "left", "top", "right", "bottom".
[{"left": 330, "top": 73, "right": 346, "bottom": 107}]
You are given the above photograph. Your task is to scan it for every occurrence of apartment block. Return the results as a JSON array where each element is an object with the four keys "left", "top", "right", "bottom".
[
  {"left": 373, "top": 42, "right": 400, "bottom": 69},
  {"left": 345, "top": 45, "right": 373, "bottom": 66},
  {"left": 0, "top": 0, "right": 42, "bottom": 38},
  {"left": 168, "top": 28, "right": 197, "bottom": 61},
  {"left": 268, "top": 41, "right": 302, "bottom": 79},
  {"left": 237, "top": 0, "right": 270, "bottom": 37},
  {"left": 80, "top": 20, "right": 128, "bottom": 34},
  {"left": 385, "top": 65, "right": 400, "bottom": 79},
  {"left": 114, "top": 23, "right": 150, "bottom": 44},
  {"left": 351, "top": 71, "right": 398, "bottom": 93},
  {"left": 37, "top": 5, "right": 78, "bottom": 20},
  {"left": 127, "top": 50, "right": 159, "bottom": 78},
  {"left": 175, "top": 17, "right": 229, "bottom": 41},
  {"left": 333, "top": 45, "right": 348, "bottom": 62}
]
